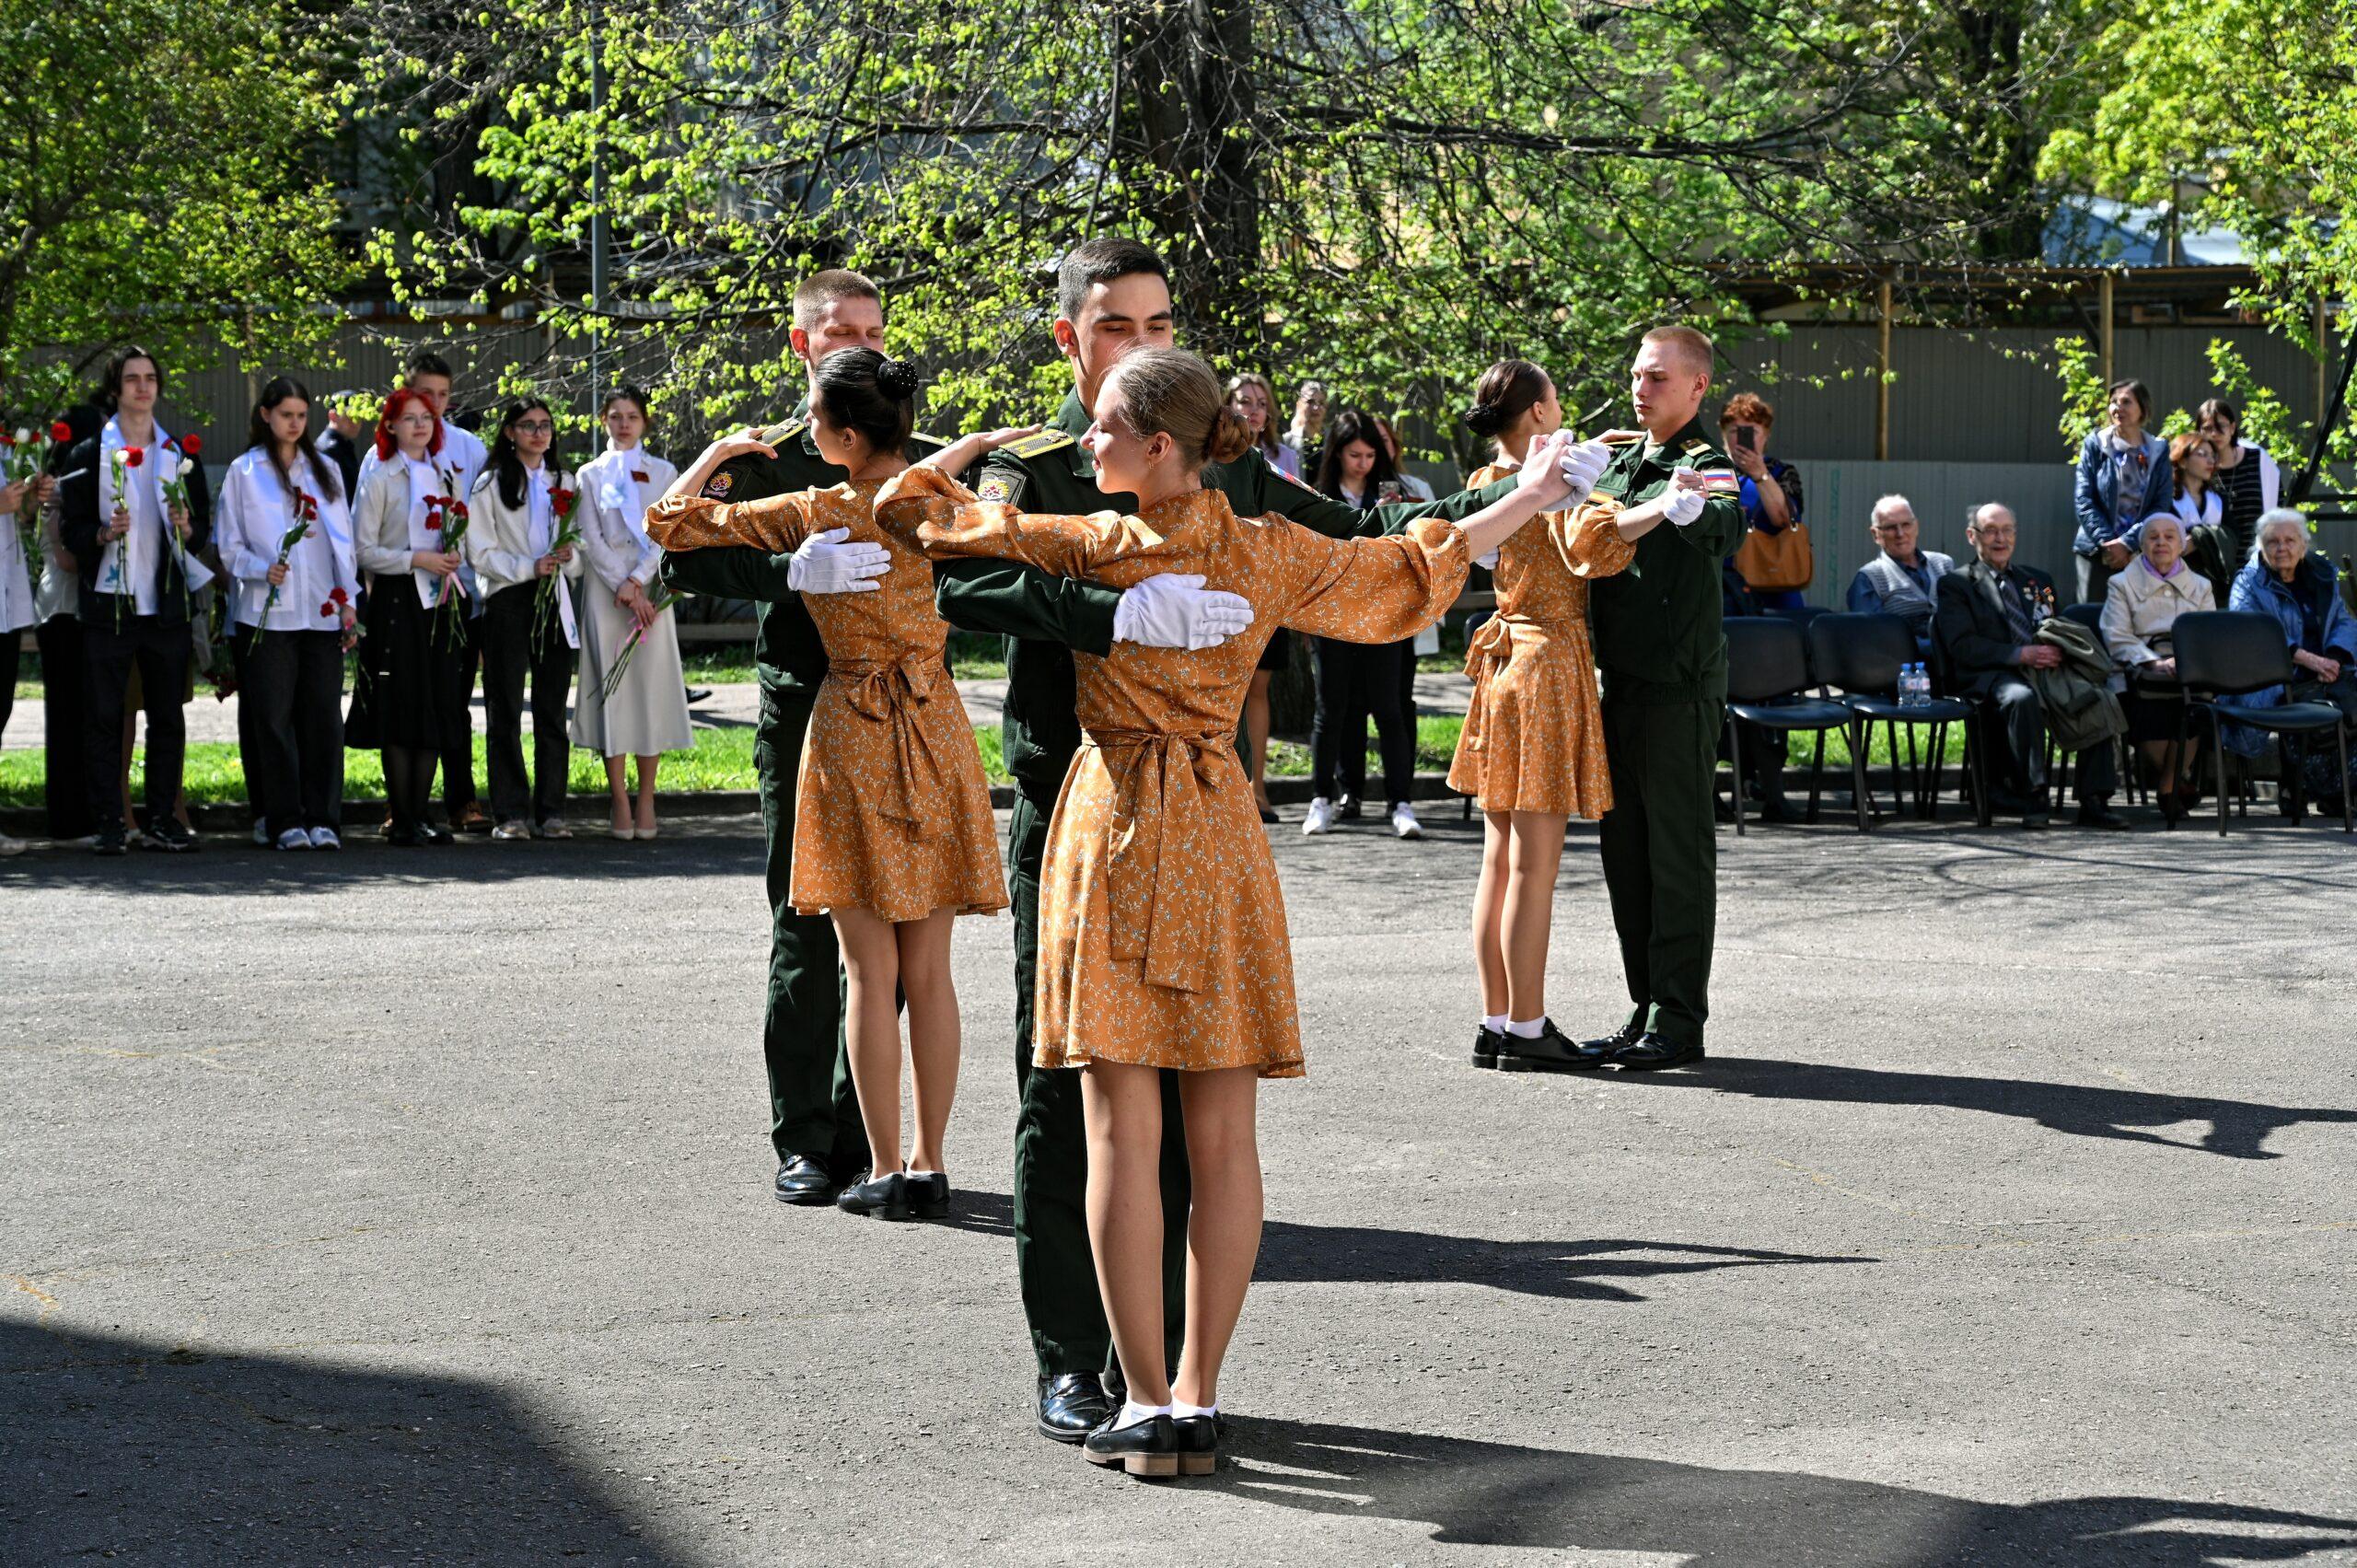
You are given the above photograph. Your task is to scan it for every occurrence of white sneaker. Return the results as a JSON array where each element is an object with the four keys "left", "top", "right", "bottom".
[
  {"left": 308, "top": 826, "right": 342, "bottom": 851},
  {"left": 1302, "top": 797, "right": 1336, "bottom": 835},
  {"left": 251, "top": 819, "right": 271, "bottom": 847},
  {"left": 274, "top": 827, "right": 311, "bottom": 851},
  {"left": 1391, "top": 802, "right": 1424, "bottom": 840},
  {"left": 492, "top": 820, "right": 532, "bottom": 842}
]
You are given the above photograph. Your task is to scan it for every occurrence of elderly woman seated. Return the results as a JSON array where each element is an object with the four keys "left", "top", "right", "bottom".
[
  {"left": 2100, "top": 512, "right": 2215, "bottom": 822},
  {"left": 2223, "top": 507, "right": 2357, "bottom": 814}
]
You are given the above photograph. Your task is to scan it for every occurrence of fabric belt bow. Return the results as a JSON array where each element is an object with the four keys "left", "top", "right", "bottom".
[
  {"left": 1457, "top": 614, "right": 1523, "bottom": 756},
  {"left": 1087, "top": 726, "right": 1236, "bottom": 994},
  {"left": 830, "top": 656, "right": 951, "bottom": 836}
]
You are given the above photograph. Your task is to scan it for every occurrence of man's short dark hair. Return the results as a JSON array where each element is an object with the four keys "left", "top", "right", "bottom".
[
  {"left": 792, "top": 269, "right": 883, "bottom": 331},
  {"left": 101, "top": 345, "right": 160, "bottom": 408},
  {"left": 1057, "top": 239, "right": 1167, "bottom": 324},
  {"left": 406, "top": 350, "right": 454, "bottom": 382}
]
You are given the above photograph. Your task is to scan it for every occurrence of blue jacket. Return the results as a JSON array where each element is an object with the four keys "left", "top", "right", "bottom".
[
  {"left": 2073, "top": 429, "right": 2171, "bottom": 560},
  {"left": 2218, "top": 555, "right": 2357, "bottom": 755}
]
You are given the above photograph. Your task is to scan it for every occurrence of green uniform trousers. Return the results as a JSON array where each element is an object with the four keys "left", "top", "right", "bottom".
[
  {"left": 1008, "top": 789, "right": 1190, "bottom": 1379},
  {"left": 1598, "top": 698, "right": 1723, "bottom": 1050},
  {"left": 754, "top": 689, "right": 866, "bottom": 1173}
]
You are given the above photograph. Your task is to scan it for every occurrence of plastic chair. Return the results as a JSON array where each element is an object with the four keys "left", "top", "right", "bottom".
[
  {"left": 1724, "top": 617, "right": 1870, "bottom": 833},
  {"left": 2172, "top": 610, "right": 2352, "bottom": 835},
  {"left": 1808, "top": 612, "right": 1987, "bottom": 824}
]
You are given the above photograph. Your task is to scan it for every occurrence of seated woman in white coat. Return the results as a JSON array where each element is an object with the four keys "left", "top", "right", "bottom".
[{"left": 570, "top": 386, "right": 692, "bottom": 840}]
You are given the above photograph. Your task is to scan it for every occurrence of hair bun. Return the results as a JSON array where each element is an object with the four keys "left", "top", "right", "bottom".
[
  {"left": 877, "top": 357, "right": 922, "bottom": 400},
  {"left": 1208, "top": 405, "right": 1256, "bottom": 466},
  {"left": 1463, "top": 403, "right": 1505, "bottom": 438}
]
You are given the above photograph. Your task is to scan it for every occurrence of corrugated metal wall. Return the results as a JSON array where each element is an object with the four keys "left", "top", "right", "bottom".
[{"left": 1791, "top": 461, "right": 2077, "bottom": 606}]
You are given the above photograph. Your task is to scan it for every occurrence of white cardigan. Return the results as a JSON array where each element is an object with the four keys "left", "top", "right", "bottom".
[{"left": 465, "top": 462, "right": 585, "bottom": 598}]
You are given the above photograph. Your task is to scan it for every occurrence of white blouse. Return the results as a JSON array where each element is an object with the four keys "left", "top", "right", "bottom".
[
  {"left": 575, "top": 445, "right": 677, "bottom": 593},
  {"left": 217, "top": 449, "right": 359, "bottom": 631}
]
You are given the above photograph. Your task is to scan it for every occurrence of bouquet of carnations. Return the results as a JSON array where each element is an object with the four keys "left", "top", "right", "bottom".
[
  {"left": 251, "top": 487, "right": 321, "bottom": 641},
  {"left": 535, "top": 484, "right": 582, "bottom": 644},
  {"left": 424, "top": 487, "right": 473, "bottom": 647},
  {"left": 3, "top": 421, "right": 68, "bottom": 594},
  {"left": 157, "top": 435, "right": 203, "bottom": 608}
]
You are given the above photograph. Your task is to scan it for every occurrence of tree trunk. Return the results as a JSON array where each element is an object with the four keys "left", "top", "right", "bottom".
[
  {"left": 1119, "top": 0, "right": 1264, "bottom": 361},
  {"left": 1952, "top": 4, "right": 2049, "bottom": 263}
]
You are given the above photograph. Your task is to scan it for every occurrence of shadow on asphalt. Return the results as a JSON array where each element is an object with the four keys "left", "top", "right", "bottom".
[
  {"left": 1624, "top": 1058, "right": 2357, "bottom": 1161},
  {"left": 0, "top": 1321, "right": 669, "bottom": 1565},
  {"left": 935, "top": 1192, "right": 1868, "bottom": 1301},
  {"left": 1213, "top": 1416, "right": 2357, "bottom": 1564}
]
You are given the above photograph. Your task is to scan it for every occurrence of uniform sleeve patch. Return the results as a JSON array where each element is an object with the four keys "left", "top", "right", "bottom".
[
  {"left": 702, "top": 471, "right": 734, "bottom": 499},
  {"left": 976, "top": 470, "right": 1024, "bottom": 506}
]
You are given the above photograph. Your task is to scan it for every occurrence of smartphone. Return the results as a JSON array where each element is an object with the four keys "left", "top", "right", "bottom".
[{"left": 1732, "top": 425, "right": 1757, "bottom": 452}]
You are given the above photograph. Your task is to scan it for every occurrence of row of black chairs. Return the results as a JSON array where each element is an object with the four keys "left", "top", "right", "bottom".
[{"left": 1722, "top": 609, "right": 2351, "bottom": 837}]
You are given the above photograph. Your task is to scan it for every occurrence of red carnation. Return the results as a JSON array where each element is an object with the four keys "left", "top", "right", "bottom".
[
  {"left": 124, "top": 447, "right": 145, "bottom": 469},
  {"left": 0, "top": 435, "right": 16, "bottom": 448},
  {"left": 51, "top": 421, "right": 72, "bottom": 443},
  {"left": 424, "top": 516, "right": 442, "bottom": 531},
  {"left": 550, "top": 487, "right": 576, "bottom": 517},
  {"left": 179, "top": 434, "right": 202, "bottom": 456},
  {"left": 319, "top": 600, "right": 335, "bottom": 617},
  {"left": 330, "top": 587, "right": 350, "bottom": 605}
]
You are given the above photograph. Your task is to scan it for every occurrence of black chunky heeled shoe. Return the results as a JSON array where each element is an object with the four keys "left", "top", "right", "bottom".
[
  {"left": 1083, "top": 1412, "right": 1179, "bottom": 1478},
  {"left": 1172, "top": 1413, "right": 1222, "bottom": 1476}
]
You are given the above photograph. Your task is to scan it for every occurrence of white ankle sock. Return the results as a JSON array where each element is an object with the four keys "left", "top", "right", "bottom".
[
  {"left": 1172, "top": 1400, "right": 1218, "bottom": 1420},
  {"left": 1481, "top": 1013, "right": 1509, "bottom": 1034},
  {"left": 904, "top": 1169, "right": 940, "bottom": 1179},
  {"left": 1114, "top": 1399, "right": 1171, "bottom": 1429},
  {"left": 1506, "top": 1016, "right": 1547, "bottom": 1039}
]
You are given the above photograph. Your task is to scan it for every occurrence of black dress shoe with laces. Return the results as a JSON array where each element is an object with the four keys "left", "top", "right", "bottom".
[
  {"left": 835, "top": 1169, "right": 910, "bottom": 1218},
  {"left": 1581, "top": 1021, "right": 1645, "bottom": 1056},
  {"left": 773, "top": 1155, "right": 836, "bottom": 1206},
  {"left": 1493, "top": 1019, "right": 1609, "bottom": 1073},
  {"left": 1470, "top": 1026, "right": 1508, "bottom": 1069},
  {"left": 1037, "top": 1373, "right": 1113, "bottom": 1443},
  {"left": 1083, "top": 1412, "right": 1179, "bottom": 1477},
  {"left": 1611, "top": 1033, "right": 1707, "bottom": 1071}
]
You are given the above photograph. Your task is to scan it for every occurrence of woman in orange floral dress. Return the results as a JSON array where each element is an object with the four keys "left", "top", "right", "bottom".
[
  {"left": 876, "top": 347, "right": 1580, "bottom": 1479},
  {"left": 644, "top": 349, "right": 1030, "bottom": 1223},
  {"left": 1448, "top": 360, "right": 1634, "bottom": 1072}
]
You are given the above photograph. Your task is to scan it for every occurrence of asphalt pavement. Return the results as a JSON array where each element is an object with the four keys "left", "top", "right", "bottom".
[{"left": 5, "top": 809, "right": 2354, "bottom": 1565}]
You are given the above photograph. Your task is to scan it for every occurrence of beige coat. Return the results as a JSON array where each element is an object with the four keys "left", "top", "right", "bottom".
[{"left": 2100, "top": 555, "right": 2215, "bottom": 687}]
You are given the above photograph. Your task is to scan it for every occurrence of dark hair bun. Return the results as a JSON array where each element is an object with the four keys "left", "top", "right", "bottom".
[
  {"left": 1208, "top": 406, "right": 1256, "bottom": 466},
  {"left": 1463, "top": 403, "right": 1505, "bottom": 438},
  {"left": 877, "top": 358, "right": 921, "bottom": 400}
]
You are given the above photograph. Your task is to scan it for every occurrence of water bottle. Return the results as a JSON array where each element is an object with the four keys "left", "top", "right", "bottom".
[{"left": 1900, "top": 663, "right": 1925, "bottom": 708}]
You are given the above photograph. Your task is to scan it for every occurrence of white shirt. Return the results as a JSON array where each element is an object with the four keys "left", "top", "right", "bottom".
[
  {"left": 219, "top": 448, "right": 359, "bottom": 631},
  {"left": 0, "top": 492, "right": 35, "bottom": 633},
  {"left": 2172, "top": 488, "right": 2222, "bottom": 529},
  {"left": 575, "top": 444, "right": 676, "bottom": 591},
  {"left": 92, "top": 416, "right": 211, "bottom": 612}
]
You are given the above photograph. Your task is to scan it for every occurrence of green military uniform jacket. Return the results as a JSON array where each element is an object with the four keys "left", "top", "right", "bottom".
[
  {"left": 937, "top": 390, "right": 1519, "bottom": 793},
  {"left": 656, "top": 406, "right": 946, "bottom": 696},
  {"left": 1587, "top": 420, "right": 1746, "bottom": 706}
]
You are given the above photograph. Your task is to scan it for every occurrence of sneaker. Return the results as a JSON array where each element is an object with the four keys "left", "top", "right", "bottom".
[
  {"left": 274, "top": 827, "right": 311, "bottom": 851},
  {"left": 93, "top": 829, "right": 127, "bottom": 856},
  {"left": 492, "top": 820, "right": 532, "bottom": 842},
  {"left": 308, "top": 826, "right": 342, "bottom": 851},
  {"left": 1302, "top": 797, "right": 1336, "bottom": 835},
  {"left": 1336, "top": 795, "right": 1364, "bottom": 820},
  {"left": 1391, "top": 802, "right": 1423, "bottom": 840},
  {"left": 0, "top": 832, "right": 24, "bottom": 857},
  {"left": 537, "top": 817, "right": 573, "bottom": 841},
  {"left": 145, "top": 820, "right": 199, "bottom": 854},
  {"left": 251, "top": 819, "right": 271, "bottom": 847}
]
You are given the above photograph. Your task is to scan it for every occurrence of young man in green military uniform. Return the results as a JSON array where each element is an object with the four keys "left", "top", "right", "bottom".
[
  {"left": 938, "top": 238, "right": 1538, "bottom": 1444},
  {"left": 656, "top": 270, "right": 948, "bottom": 1207},
  {"left": 1492, "top": 324, "right": 1742, "bottom": 1074}
]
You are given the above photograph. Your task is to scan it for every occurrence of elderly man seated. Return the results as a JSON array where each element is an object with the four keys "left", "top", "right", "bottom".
[
  {"left": 1845, "top": 494, "right": 1955, "bottom": 651},
  {"left": 2223, "top": 507, "right": 2357, "bottom": 814},
  {"left": 1933, "top": 503, "right": 2125, "bottom": 829}
]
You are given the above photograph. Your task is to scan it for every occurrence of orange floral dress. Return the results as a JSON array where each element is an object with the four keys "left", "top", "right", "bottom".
[
  {"left": 877, "top": 466, "right": 1469, "bottom": 1078},
  {"left": 1446, "top": 462, "right": 1634, "bottom": 818},
  {"left": 643, "top": 479, "right": 1005, "bottom": 923}
]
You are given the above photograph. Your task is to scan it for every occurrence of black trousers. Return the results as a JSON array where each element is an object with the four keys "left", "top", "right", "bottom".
[
  {"left": 234, "top": 627, "right": 346, "bottom": 831},
  {"left": 753, "top": 687, "right": 866, "bottom": 1172},
  {"left": 480, "top": 585, "right": 575, "bottom": 825},
  {"left": 0, "top": 629, "right": 16, "bottom": 745},
  {"left": 35, "top": 617, "right": 96, "bottom": 839},
  {"left": 441, "top": 621, "right": 481, "bottom": 814},
  {"left": 1311, "top": 636, "right": 1413, "bottom": 806},
  {"left": 1009, "top": 787, "right": 1190, "bottom": 1379},
  {"left": 1599, "top": 699, "right": 1721, "bottom": 1050},
  {"left": 83, "top": 608, "right": 191, "bottom": 834},
  {"left": 1985, "top": 676, "right": 2117, "bottom": 803}
]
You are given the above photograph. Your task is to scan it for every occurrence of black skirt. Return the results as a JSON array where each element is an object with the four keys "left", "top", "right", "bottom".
[{"left": 352, "top": 579, "right": 473, "bottom": 749}]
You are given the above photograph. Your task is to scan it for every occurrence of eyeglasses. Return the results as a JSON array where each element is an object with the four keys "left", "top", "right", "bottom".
[{"left": 512, "top": 421, "right": 554, "bottom": 436}]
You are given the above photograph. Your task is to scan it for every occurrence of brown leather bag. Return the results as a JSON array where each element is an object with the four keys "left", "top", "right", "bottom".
[{"left": 1736, "top": 519, "right": 1814, "bottom": 592}]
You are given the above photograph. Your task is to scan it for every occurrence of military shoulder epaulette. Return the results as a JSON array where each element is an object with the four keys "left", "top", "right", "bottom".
[
  {"left": 757, "top": 420, "right": 807, "bottom": 446},
  {"left": 911, "top": 431, "right": 946, "bottom": 447},
  {"left": 1682, "top": 437, "right": 1723, "bottom": 460},
  {"left": 1601, "top": 432, "right": 1644, "bottom": 446},
  {"left": 1005, "top": 429, "right": 1076, "bottom": 460}
]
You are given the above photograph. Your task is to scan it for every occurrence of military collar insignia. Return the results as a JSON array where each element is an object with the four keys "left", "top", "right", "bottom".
[{"left": 1006, "top": 429, "right": 1077, "bottom": 460}]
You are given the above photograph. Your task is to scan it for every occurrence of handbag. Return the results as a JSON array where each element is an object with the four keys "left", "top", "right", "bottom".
[{"left": 1736, "top": 519, "right": 1814, "bottom": 592}]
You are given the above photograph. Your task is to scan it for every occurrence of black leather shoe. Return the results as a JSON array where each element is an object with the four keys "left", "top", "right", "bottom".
[
  {"left": 836, "top": 1169, "right": 910, "bottom": 1218},
  {"left": 773, "top": 1155, "right": 836, "bottom": 1206},
  {"left": 1336, "top": 796, "right": 1364, "bottom": 820},
  {"left": 1084, "top": 1412, "right": 1179, "bottom": 1477},
  {"left": 903, "top": 1172, "right": 950, "bottom": 1220},
  {"left": 1037, "top": 1373, "right": 1112, "bottom": 1443},
  {"left": 421, "top": 822, "right": 456, "bottom": 845},
  {"left": 93, "top": 829, "right": 128, "bottom": 856},
  {"left": 1581, "top": 1021, "right": 1644, "bottom": 1056},
  {"left": 1612, "top": 1033, "right": 1706, "bottom": 1071},
  {"left": 2075, "top": 803, "right": 2130, "bottom": 830},
  {"left": 1493, "top": 1019, "right": 1608, "bottom": 1073},
  {"left": 1173, "top": 1414, "right": 1220, "bottom": 1476},
  {"left": 1471, "top": 1026, "right": 1507, "bottom": 1069}
]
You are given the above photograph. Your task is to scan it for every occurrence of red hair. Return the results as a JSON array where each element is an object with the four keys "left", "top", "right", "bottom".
[{"left": 374, "top": 388, "right": 446, "bottom": 460}]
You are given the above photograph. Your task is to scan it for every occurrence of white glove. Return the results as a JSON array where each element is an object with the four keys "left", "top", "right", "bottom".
[
  {"left": 1113, "top": 573, "right": 1254, "bottom": 650},
  {"left": 1474, "top": 550, "right": 1500, "bottom": 571},
  {"left": 1663, "top": 471, "right": 1708, "bottom": 528},
  {"left": 1554, "top": 438, "right": 1613, "bottom": 507},
  {"left": 785, "top": 528, "right": 890, "bottom": 594}
]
